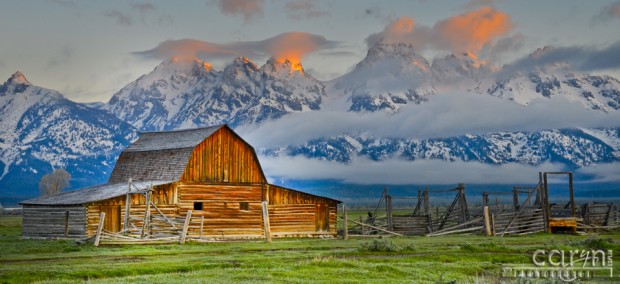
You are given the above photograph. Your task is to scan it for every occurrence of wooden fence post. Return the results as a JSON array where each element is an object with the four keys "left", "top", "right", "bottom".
[
  {"left": 483, "top": 206, "right": 492, "bottom": 237},
  {"left": 94, "top": 212, "right": 106, "bottom": 247},
  {"left": 200, "top": 216, "right": 204, "bottom": 240},
  {"left": 64, "top": 211, "right": 69, "bottom": 238},
  {"left": 386, "top": 195, "right": 393, "bottom": 231},
  {"left": 343, "top": 204, "right": 348, "bottom": 240},
  {"left": 491, "top": 214, "right": 496, "bottom": 236},
  {"left": 124, "top": 178, "right": 132, "bottom": 232},
  {"left": 262, "top": 201, "right": 271, "bottom": 243},
  {"left": 180, "top": 210, "right": 192, "bottom": 244}
]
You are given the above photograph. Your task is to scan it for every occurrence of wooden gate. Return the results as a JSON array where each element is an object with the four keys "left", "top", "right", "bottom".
[
  {"left": 315, "top": 204, "right": 329, "bottom": 232},
  {"left": 99, "top": 205, "right": 121, "bottom": 233}
]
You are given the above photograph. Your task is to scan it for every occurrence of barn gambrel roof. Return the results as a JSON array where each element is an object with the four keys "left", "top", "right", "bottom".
[{"left": 108, "top": 125, "right": 227, "bottom": 183}]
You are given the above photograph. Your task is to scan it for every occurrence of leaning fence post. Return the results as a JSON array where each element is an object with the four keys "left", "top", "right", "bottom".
[
  {"left": 180, "top": 210, "right": 192, "bottom": 244},
  {"left": 483, "top": 206, "right": 492, "bottom": 237},
  {"left": 262, "top": 201, "right": 272, "bottom": 243},
  {"left": 94, "top": 212, "right": 106, "bottom": 247}
]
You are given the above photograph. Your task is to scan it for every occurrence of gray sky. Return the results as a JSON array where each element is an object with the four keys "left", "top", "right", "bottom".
[{"left": 1, "top": 0, "right": 620, "bottom": 102}]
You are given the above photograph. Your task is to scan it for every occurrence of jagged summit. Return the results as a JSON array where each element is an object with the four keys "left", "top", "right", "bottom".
[
  {"left": 152, "top": 57, "right": 213, "bottom": 78},
  {"left": 262, "top": 57, "right": 305, "bottom": 76},
  {"left": 6, "top": 71, "right": 31, "bottom": 85}
]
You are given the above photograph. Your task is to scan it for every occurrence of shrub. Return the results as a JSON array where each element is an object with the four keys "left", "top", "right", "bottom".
[{"left": 360, "top": 237, "right": 402, "bottom": 252}]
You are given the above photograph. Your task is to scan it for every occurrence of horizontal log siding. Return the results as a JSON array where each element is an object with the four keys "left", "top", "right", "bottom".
[
  {"left": 266, "top": 185, "right": 339, "bottom": 236},
  {"left": 181, "top": 128, "right": 265, "bottom": 184},
  {"left": 22, "top": 205, "right": 86, "bottom": 238},
  {"left": 178, "top": 183, "right": 264, "bottom": 237}
]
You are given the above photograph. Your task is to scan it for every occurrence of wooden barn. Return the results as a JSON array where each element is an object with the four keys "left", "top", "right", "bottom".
[{"left": 20, "top": 125, "right": 339, "bottom": 241}]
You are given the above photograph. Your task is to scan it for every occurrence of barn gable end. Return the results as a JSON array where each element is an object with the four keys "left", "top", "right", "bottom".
[{"left": 181, "top": 126, "right": 266, "bottom": 184}]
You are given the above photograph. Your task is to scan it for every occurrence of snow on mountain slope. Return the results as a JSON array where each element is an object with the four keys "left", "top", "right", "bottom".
[
  {"left": 488, "top": 65, "right": 620, "bottom": 111},
  {"left": 330, "top": 42, "right": 620, "bottom": 114},
  {"left": 0, "top": 72, "right": 136, "bottom": 198},
  {"left": 106, "top": 56, "right": 326, "bottom": 130},
  {"left": 268, "top": 128, "right": 620, "bottom": 169},
  {"left": 333, "top": 43, "right": 434, "bottom": 112}
]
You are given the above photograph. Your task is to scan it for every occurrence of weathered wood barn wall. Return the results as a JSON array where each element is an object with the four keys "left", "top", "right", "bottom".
[{"left": 21, "top": 125, "right": 340, "bottom": 240}]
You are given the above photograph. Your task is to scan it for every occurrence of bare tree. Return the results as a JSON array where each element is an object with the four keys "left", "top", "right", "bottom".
[{"left": 39, "top": 168, "right": 71, "bottom": 197}]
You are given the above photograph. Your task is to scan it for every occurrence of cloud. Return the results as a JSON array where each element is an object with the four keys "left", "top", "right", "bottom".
[
  {"left": 104, "top": 3, "right": 172, "bottom": 27},
  {"left": 576, "top": 162, "right": 620, "bottom": 182},
  {"left": 593, "top": 1, "right": 620, "bottom": 23},
  {"left": 479, "top": 33, "right": 525, "bottom": 62},
  {"left": 363, "top": 6, "right": 384, "bottom": 19},
  {"left": 131, "top": 3, "right": 156, "bottom": 13},
  {"left": 134, "top": 32, "right": 339, "bottom": 62},
  {"left": 105, "top": 10, "right": 132, "bottom": 26},
  {"left": 285, "top": 0, "right": 330, "bottom": 20},
  {"left": 366, "top": 6, "right": 514, "bottom": 55},
  {"left": 236, "top": 92, "right": 620, "bottom": 148},
  {"left": 212, "top": 0, "right": 264, "bottom": 22},
  {"left": 502, "top": 41, "right": 620, "bottom": 74},
  {"left": 259, "top": 155, "right": 566, "bottom": 185}
]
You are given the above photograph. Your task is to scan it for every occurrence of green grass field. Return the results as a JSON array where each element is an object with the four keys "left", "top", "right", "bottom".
[{"left": 1, "top": 216, "right": 619, "bottom": 283}]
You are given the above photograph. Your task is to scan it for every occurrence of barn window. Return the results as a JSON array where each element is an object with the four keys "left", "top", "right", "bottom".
[
  {"left": 193, "top": 202, "right": 203, "bottom": 211},
  {"left": 239, "top": 202, "right": 249, "bottom": 211}
]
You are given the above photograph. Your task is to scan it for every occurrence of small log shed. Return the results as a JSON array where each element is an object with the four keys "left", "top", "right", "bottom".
[{"left": 20, "top": 125, "right": 340, "bottom": 240}]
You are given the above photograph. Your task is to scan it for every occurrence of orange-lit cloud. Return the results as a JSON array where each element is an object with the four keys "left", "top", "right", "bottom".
[
  {"left": 134, "top": 32, "right": 338, "bottom": 69},
  {"left": 435, "top": 7, "right": 512, "bottom": 54},
  {"left": 366, "top": 6, "right": 514, "bottom": 55}
]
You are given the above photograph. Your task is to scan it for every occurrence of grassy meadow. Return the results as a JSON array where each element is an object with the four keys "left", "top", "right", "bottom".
[{"left": 1, "top": 215, "right": 619, "bottom": 283}]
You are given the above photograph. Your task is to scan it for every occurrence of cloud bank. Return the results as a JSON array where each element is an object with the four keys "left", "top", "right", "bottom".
[
  {"left": 237, "top": 92, "right": 620, "bottom": 148},
  {"left": 134, "top": 32, "right": 339, "bottom": 62},
  {"left": 366, "top": 6, "right": 514, "bottom": 55},
  {"left": 503, "top": 41, "right": 620, "bottom": 74},
  {"left": 285, "top": 0, "right": 329, "bottom": 20},
  {"left": 259, "top": 155, "right": 572, "bottom": 185}
]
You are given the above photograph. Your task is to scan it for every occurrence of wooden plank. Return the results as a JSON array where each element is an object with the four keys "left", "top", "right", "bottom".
[
  {"left": 343, "top": 204, "right": 348, "bottom": 240},
  {"left": 180, "top": 210, "right": 192, "bottom": 244},
  {"left": 349, "top": 220, "right": 403, "bottom": 236},
  {"left": 64, "top": 211, "right": 69, "bottom": 238},
  {"left": 94, "top": 212, "right": 105, "bottom": 247},
  {"left": 483, "top": 206, "right": 491, "bottom": 237},
  {"left": 262, "top": 201, "right": 271, "bottom": 242}
]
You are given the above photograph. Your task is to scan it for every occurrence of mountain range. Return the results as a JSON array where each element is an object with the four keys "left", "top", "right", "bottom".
[{"left": 1, "top": 42, "right": 619, "bottom": 202}]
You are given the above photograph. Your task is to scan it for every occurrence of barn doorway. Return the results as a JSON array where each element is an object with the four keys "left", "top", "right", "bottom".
[
  {"left": 315, "top": 204, "right": 329, "bottom": 232},
  {"left": 99, "top": 205, "right": 121, "bottom": 233}
]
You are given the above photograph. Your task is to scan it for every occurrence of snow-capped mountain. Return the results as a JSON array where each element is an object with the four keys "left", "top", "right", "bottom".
[
  {"left": 333, "top": 43, "right": 435, "bottom": 112},
  {"left": 332, "top": 42, "right": 620, "bottom": 113},
  {"left": 106, "top": 56, "right": 326, "bottom": 130},
  {"left": 266, "top": 128, "right": 620, "bottom": 169},
  {"left": 0, "top": 72, "right": 136, "bottom": 200}
]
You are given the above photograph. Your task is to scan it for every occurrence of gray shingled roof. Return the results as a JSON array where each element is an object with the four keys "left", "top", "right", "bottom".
[
  {"left": 20, "top": 181, "right": 173, "bottom": 205},
  {"left": 125, "top": 125, "right": 223, "bottom": 152},
  {"left": 108, "top": 125, "right": 225, "bottom": 183}
]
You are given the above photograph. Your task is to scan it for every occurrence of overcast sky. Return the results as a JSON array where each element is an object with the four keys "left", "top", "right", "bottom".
[{"left": 1, "top": 0, "right": 620, "bottom": 102}]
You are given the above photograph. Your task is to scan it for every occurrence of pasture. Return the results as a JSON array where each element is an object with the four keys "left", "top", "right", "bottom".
[{"left": 1, "top": 216, "right": 619, "bottom": 283}]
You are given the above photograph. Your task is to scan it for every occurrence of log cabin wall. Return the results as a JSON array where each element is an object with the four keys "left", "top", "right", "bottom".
[
  {"left": 181, "top": 127, "right": 265, "bottom": 184},
  {"left": 266, "top": 185, "right": 338, "bottom": 236},
  {"left": 178, "top": 183, "right": 264, "bottom": 237},
  {"left": 22, "top": 205, "right": 86, "bottom": 238}
]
